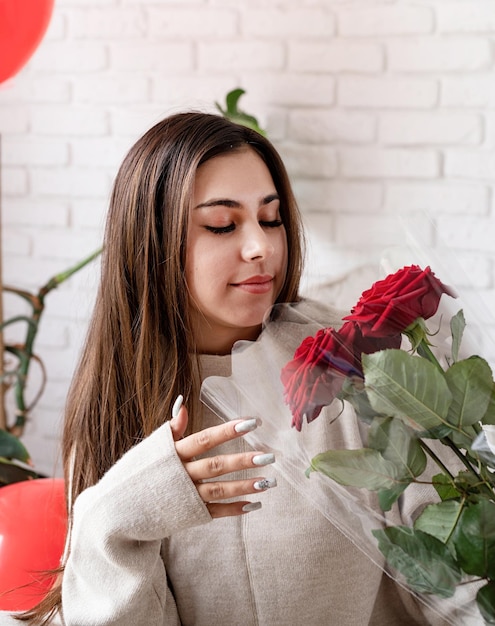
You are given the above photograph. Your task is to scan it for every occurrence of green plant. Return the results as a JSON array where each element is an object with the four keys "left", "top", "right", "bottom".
[
  {"left": 215, "top": 88, "right": 266, "bottom": 136},
  {"left": 0, "top": 248, "right": 101, "bottom": 486}
]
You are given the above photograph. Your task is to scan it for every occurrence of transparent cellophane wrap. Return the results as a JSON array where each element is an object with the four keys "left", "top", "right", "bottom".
[{"left": 201, "top": 248, "right": 495, "bottom": 626}]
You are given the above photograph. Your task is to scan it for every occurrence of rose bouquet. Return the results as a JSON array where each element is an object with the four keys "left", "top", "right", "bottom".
[
  {"left": 201, "top": 265, "right": 495, "bottom": 625},
  {"left": 281, "top": 265, "right": 495, "bottom": 624}
]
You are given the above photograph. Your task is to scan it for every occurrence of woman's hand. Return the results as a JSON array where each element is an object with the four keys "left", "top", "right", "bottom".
[{"left": 170, "top": 396, "right": 276, "bottom": 519}]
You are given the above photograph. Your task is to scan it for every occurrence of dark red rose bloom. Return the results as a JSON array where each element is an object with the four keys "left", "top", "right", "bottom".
[
  {"left": 343, "top": 265, "right": 456, "bottom": 338},
  {"left": 282, "top": 321, "right": 401, "bottom": 431}
]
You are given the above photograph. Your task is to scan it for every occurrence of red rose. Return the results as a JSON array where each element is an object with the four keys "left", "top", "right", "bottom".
[
  {"left": 344, "top": 265, "right": 455, "bottom": 338},
  {"left": 282, "top": 321, "right": 400, "bottom": 431}
]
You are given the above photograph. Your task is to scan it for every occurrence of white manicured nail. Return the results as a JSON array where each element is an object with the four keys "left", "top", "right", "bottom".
[
  {"left": 254, "top": 478, "right": 277, "bottom": 491},
  {"left": 172, "top": 395, "right": 183, "bottom": 419},
  {"left": 242, "top": 502, "right": 262, "bottom": 513},
  {"left": 234, "top": 418, "right": 259, "bottom": 434},
  {"left": 252, "top": 453, "right": 275, "bottom": 466}
]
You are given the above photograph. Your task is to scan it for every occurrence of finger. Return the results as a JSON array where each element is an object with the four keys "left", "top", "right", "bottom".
[
  {"left": 185, "top": 451, "right": 275, "bottom": 483},
  {"left": 207, "top": 501, "right": 263, "bottom": 519},
  {"left": 175, "top": 417, "right": 260, "bottom": 461},
  {"left": 197, "top": 477, "right": 277, "bottom": 503},
  {"left": 170, "top": 395, "right": 188, "bottom": 441}
]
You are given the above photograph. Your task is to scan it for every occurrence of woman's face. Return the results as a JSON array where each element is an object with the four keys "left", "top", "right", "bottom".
[{"left": 186, "top": 147, "right": 288, "bottom": 354}]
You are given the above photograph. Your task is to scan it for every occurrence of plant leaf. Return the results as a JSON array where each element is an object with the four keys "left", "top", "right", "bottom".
[
  {"left": 372, "top": 526, "right": 462, "bottom": 598},
  {"left": 450, "top": 309, "right": 466, "bottom": 363},
  {"left": 477, "top": 582, "right": 495, "bottom": 625},
  {"left": 308, "top": 448, "right": 400, "bottom": 491},
  {"left": 363, "top": 350, "right": 452, "bottom": 432},
  {"left": 369, "top": 416, "right": 427, "bottom": 478},
  {"left": 452, "top": 500, "right": 495, "bottom": 579},
  {"left": 432, "top": 473, "right": 461, "bottom": 501},
  {"left": 413, "top": 500, "right": 463, "bottom": 544},
  {"left": 445, "top": 356, "right": 493, "bottom": 429},
  {"left": 378, "top": 484, "right": 409, "bottom": 512},
  {"left": 482, "top": 383, "right": 495, "bottom": 425},
  {"left": 0, "top": 430, "right": 31, "bottom": 463}
]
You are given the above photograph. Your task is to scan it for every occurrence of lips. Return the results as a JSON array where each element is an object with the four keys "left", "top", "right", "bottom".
[{"left": 232, "top": 275, "right": 274, "bottom": 294}]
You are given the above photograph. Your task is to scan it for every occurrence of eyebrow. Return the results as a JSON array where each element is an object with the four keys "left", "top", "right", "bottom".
[{"left": 194, "top": 193, "right": 280, "bottom": 210}]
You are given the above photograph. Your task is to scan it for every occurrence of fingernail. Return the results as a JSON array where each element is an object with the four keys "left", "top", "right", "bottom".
[
  {"left": 234, "top": 418, "right": 259, "bottom": 434},
  {"left": 242, "top": 502, "right": 262, "bottom": 513},
  {"left": 254, "top": 478, "right": 277, "bottom": 491},
  {"left": 252, "top": 453, "right": 275, "bottom": 466},
  {"left": 172, "top": 395, "right": 183, "bottom": 419}
]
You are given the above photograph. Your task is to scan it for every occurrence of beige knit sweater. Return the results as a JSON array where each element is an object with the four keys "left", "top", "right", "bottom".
[{"left": 0, "top": 301, "right": 481, "bottom": 625}]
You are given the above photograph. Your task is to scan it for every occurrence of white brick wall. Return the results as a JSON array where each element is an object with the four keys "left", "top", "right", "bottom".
[{"left": 1, "top": 0, "right": 495, "bottom": 475}]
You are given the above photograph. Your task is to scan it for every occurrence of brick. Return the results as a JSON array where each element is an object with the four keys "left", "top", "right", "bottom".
[
  {"left": 2, "top": 256, "right": 76, "bottom": 290},
  {"left": 289, "top": 109, "right": 375, "bottom": 144},
  {"left": 36, "top": 318, "right": 70, "bottom": 350},
  {"left": 246, "top": 74, "right": 335, "bottom": 107},
  {"left": 31, "top": 108, "right": 108, "bottom": 136},
  {"left": 2, "top": 230, "right": 31, "bottom": 256},
  {"left": 2, "top": 138, "right": 69, "bottom": 166},
  {"left": 151, "top": 76, "right": 239, "bottom": 108},
  {"left": 442, "top": 76, "right": 495, "bottom": 108},
  {"left": 385, "top": 183, "right": 489, "bottom": 216},
  {"left": 69, "top": 8, "right": 146, "bottom": 38},
  {"left": 379, "top": 112, "right": 482, "bottom": 145},
  {"left": 388, "top": 39, "right": 491, "bottom": 73},
  {"left": 2, "top": 168, "right": 28, "bottom": 196},
  {"left": 32, "top": 77, "right": 72, "bottom": 103},
  {"left": 72, "top": 137, "right": 135, "bottom": 168},
  {"left": 199, "top": 42, "right": 285, "bottom": 72},
  {"left": 339, "top": 77, "right": 438, "bottom": 108},
  {"left": 278, "top": 144, "right": 337, "bottom": 178},
  {"left": 33, "top": 229, "right": 103, "bottom": 261},
  {"left": 71, "top": 199, "right": 108, "bottom": 230},
  {"left": 110, "top": 106, "right": 172, "bottom": 137},
  {"left": 339, "top": 148, "right": 439, "bottom": 178},
  {"left": 74, "top": 75, "right": 149, "bottom": 104},
  {"left": 3, "top": 199, "right": 70, "bottom": 227},
  {"left": 445, "top": 151, "right": 495, "bottom": 182},
  {"left": 111, "top": 42, "right": 193, "bottom": 72},
  {"left": 293, "top": 180, "right": 383, "bottom": 212},
  {"left": 434, "top": 216, "right": 495, "bottom": 252},
  {"left": 148, "top": 8, "right": 237, "bottom": 37},
  {"left": 242, "top": 9, "right": 336, "bottom": 37},
  {"left": 0, "top": 107, "right": 30, "bottom": 133},
  {"left": 338, "top": 6, "right": 433, "bottom": 36},
  {"left": 335, "top": 214, "right": 435, "bottom": 248},
  {"left": 29, "top": 42, "right": 108, "bottom": 72},
  {"left": 31, "top": 167, "right": 111, "bottom": 198},
  {"left": 438, "top": 253, "right": 492, "bottom": 289},
  {"left": 437, "top": 2, "right": 495, "bottom": 33},
  {"left": 288, "top": 42, "right": 383, "bottom": 73}
]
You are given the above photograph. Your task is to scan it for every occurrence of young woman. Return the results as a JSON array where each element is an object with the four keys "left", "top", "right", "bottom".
[{"left": 9, "top": 112, "right": 442, "bottom": 625}]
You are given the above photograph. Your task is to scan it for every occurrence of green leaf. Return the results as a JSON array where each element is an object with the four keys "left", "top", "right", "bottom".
[
  {"left": 363, "top": 350, "right": 452, "bottom": 432},
  {"left": 372, "top": 526, "right": 462, "bottom": 598},
  {"left": 414, "top": 500, "right": 463, "bottom": 544},
  {"left": 378, "top": 484, "right": 409, "bottom": 512},
  {"left": 339, "top": 378, "right": 381, "bottom": 424},
  {"left": 445, "top": 356, "right": 493, "bottom": 429},
  {"left": 369, "top": 416, "right": 427, "bottom": 478},
  {"left": 432, "top": 473, "right": 462, "bottom": 501},
  {"left": 0, "top": 430, "right": 31, "bottom": 463},
  {"left": 308, "top": 448, "right": 400, "bottom": 491},
  {"left": 452, "top": 500, "right": 495, "bottom": 579},
  {"left": 477, "top": 582, "right": 495, "bottom": 625},
  {"left": 215, "top": 88, "right": 266, "bottom": 136},
  {"left": 450, "top": 309, "right": 466, "bottom": 363},
  {"left": 482, "top": 383, "right": 495, "bottom": 425}
]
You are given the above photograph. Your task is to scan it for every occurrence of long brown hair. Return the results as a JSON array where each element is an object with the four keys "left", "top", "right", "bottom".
[{"left": 18, "top": 111, "right": 304, "bottom": 623}]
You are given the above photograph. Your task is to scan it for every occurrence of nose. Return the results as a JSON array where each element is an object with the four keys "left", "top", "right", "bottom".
[{"left": 241, "top": 223, "right": 275, "bottom": 262}]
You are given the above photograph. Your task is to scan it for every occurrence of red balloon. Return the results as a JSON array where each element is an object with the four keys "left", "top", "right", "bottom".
[
  {"left": 0, "top": 0, "right": 55, "bottom": 84},
  {"left": 0, "top": 478, "right": 67, "bottom": 611}
]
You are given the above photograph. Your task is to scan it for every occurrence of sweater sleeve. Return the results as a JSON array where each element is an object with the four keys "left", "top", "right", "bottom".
[{"left": 61, "top": 422, "right": 212, "bottom": 626}]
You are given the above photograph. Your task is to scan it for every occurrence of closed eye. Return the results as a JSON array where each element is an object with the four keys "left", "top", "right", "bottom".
[
  {"left": 204, "top": 223, "right": 236, "bottom": 234},
  {"left": 260, "top": 219, "right": 283, "bottom": 228}
]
